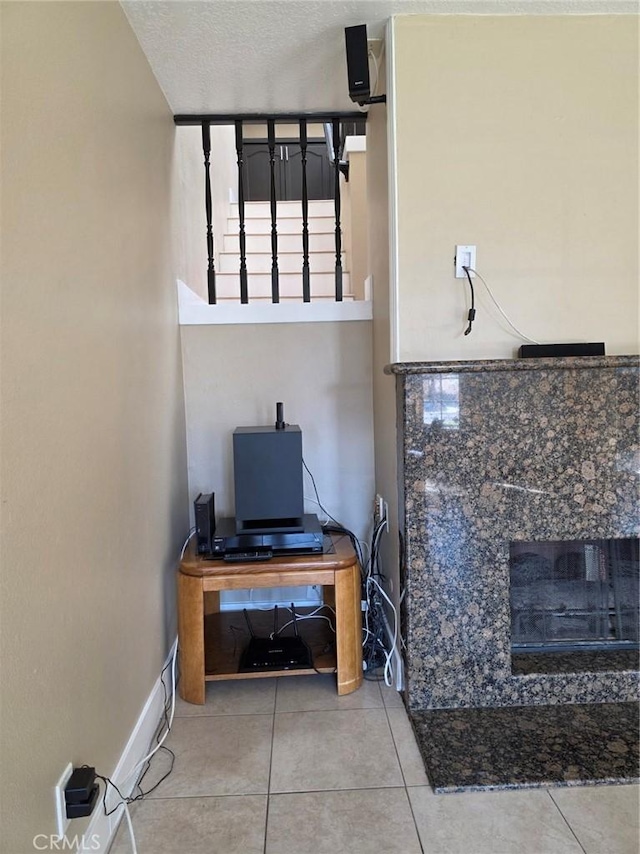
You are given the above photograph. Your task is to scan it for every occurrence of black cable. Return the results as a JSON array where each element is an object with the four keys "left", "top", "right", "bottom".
[
  {"left": 463, "top": 267, "right": 476, "bottom": 335},
  {"left": 361, "top": 517, "right": 394, "bottom": 679},
  {"left": 368, "top": 519, "right": 387, "bottom": 581},
  {"left": 302, "top": 458, "right": 368, "bottom": 570},
  {"left": 305, "top": 475, "right": 391, "bottom": 678},
  {"left": 322, "top": 523, "right": 365, "bottom": 570},
  {"left": 132, "top": 662, "right": 176, "bottom": 799},
  {"left": 96, "top": 654, "right": 177, "bottom": 816},
  {"left": 303, "top": 457, "right": 341, "bottom": 526}
]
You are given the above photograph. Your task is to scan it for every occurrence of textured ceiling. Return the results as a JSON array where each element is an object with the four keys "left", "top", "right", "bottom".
[{"left": 121, "top": 0, "right": 636, "bottom": 115}]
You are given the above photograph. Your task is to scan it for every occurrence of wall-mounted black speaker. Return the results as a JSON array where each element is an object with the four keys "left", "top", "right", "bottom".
[{"left": 345, "top": 24, "right": 370, "bottom": 104}]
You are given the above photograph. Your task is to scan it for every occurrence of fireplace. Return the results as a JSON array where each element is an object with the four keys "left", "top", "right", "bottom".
[
  {"left": 390, "top": 355, "right": 640, "bottom": 710},
  {"left": 510, "top": 537, "right": 639, "bottom": 653}
]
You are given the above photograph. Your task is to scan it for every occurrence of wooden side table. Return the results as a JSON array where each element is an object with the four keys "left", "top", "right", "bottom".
[{"left": 177, "top": 533, "right": 363, "bottom": 704}]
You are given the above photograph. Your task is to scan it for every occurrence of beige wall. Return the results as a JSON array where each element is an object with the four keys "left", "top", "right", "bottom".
[
  {"left": 392, "top": 15, "right": 639, "bottom": 361},
  {"left": 342, "top": 145, "right": 369, "bottom": 300},
  {"left": 173, "top": 124, "right": 238, "bottom": 301},
  {"left": 181, "top": 322, "right": 375, "bottom": 546},
  {"left": 173, "top": 125, "right": 208, "bottom": 299},
  {"left": 367, "top": 53, "right": 402, "bottom": 673},
  {"left": 210, "top": 125, "right": 239, "bottom": 271},
  {"left": 0, "top": 3, "right": 188, "bottom": 851}
]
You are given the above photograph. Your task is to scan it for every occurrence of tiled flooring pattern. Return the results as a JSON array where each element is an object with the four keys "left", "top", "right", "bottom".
[{"left": 109, "top": 677, "right": 640, "bottom": 854}]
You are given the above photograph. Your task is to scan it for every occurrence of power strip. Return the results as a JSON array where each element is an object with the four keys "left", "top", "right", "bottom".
[{"left": 381, "top": 604, "right": 404, "bottom": 693}]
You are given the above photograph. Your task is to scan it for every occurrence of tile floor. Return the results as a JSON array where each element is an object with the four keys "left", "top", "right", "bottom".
[{"left": 109, "top": 676, "right": 640, "bottom": 854}]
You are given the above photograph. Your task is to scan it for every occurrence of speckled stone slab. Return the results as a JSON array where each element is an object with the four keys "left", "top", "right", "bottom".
[
  {"left": 396, "top": 356, "right": 640, "bottom": 709},
  {"left": 410, "top": 702, "right": 639, "bottom": 793},
  {"left": 512, "top": 650, "right": 640, "bottom": 676}
]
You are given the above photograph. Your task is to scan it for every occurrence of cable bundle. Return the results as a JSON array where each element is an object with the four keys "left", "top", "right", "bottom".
[{"left": 361, "top": 519, "right": 398, "bottom": 686}]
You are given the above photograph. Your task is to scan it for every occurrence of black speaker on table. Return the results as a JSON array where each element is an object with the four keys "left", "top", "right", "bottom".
[{"left": 233, "top": 403, "right": 305, "bottom": 535}]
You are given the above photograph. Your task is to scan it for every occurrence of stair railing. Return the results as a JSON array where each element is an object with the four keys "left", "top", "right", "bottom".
[
  {"left": 175, "top": 112, "right": 366, "bottom": 305},
  {"left": 201, "top": 122, "right": 216, "bottom": 304}
]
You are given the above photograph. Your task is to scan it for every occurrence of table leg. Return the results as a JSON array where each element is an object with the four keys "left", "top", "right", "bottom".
[
  {"left": 177, "top": 572, "right": 206, "bottom": 704},
  {"left": 334, "top": 562, "right": 363, "bottom": 695}
]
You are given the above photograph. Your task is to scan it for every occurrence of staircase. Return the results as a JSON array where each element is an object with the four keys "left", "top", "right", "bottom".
[{"left": 216, "top": 200, "right": 352, "bottom": 302}]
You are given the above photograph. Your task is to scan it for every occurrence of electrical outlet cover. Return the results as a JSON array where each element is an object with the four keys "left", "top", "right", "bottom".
[{"left": 455, "top": 245, "right": 477, "bottom": 278}]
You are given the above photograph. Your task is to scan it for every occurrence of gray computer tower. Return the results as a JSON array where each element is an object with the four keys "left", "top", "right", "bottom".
[{"left": 233, "top": 424, "right": 304, "bottom": 533}]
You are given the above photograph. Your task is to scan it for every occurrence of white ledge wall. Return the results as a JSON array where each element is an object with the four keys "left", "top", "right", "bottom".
[{"left": 178, "top": 280, "right": 372, "bottom": 324}]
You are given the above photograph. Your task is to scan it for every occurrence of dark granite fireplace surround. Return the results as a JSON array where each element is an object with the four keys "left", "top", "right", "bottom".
[{"left": 390, "top": 355, "right": 640, "bottom": 712}]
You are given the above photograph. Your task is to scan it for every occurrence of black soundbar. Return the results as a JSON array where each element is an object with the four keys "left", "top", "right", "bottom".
[{"left": 519, "top": 343, "right": 605, "bottom": 359}]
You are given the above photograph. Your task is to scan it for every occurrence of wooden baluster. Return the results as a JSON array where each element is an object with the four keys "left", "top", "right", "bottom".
[
  {"left": 202, "top": 122, "right": 216, "bottom": 304},
  {"left": 267, "top": 120, "right": 279, "bottom": 303},
  {"left": 300, "top": 118, "right": 311, "bottom": 303},
  {"left": 235, "top": 119, "right": 248, "bottom": 304},
  {"left": 332, "top": 117, "right": 343, "bottom": 302}
]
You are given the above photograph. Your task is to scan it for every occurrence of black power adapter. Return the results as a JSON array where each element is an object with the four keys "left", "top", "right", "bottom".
[{"left": 65, "top": 766, "right": 99, "bottom": 819}]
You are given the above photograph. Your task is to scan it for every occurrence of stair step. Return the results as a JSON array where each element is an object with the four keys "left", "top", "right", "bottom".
[
  {"left": 215, "top": 271, "right": 351, "bottom": 300},
  {"left": 227, "top": 217, "right": 335, "bottom": 236},
  {"left": 218, "top": 252, "right": 345, "bottom": 275},
  {"left": 222, "top": 232, "right": 336, "bottom": 253},
  {"left": 230, "top": 200, "right": 334, "bottom": 218}
]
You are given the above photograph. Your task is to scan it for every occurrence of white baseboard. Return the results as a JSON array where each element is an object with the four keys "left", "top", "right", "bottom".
[{"left": 85, "top": 638, "right": 178, "bottom": 852}]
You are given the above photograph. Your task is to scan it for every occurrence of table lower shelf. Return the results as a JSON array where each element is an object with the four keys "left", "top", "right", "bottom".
[{"left": 204, "top": 606, "right": 337, "bottom": 681}]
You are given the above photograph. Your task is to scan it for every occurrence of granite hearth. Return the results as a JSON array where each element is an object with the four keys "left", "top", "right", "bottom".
[
  {"left": 389, "top": 356, "right": 640, "bottom": 711},
  {"left": 411, "top": 701, "right": 639, "bottom": 792}
]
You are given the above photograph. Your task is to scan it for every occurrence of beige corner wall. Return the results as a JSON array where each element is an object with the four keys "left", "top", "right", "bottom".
[
  {"left": 181, "top": 322, "right": 375, "bottom": 546},
  {"left": 342, "top": 143, "right": 369, "bottom": 300},
  {"left": 392, "top": 15, "right": 639, "bottom": 361},
  {"left": 367, "top": 52, "right": 402, "bottom": 630},
  {"left": 0, "top": 3, "right": 188, "bottom": 851},
  {"left": 174, "top": 125, "right": 208, "bottom": 299},
  {"left": 174, "top": 124, "right": 237, "bottom": 301}
]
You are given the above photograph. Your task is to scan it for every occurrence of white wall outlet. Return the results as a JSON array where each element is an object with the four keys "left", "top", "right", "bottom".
[
  {"left": 374, "top": 494, "right": 388, "bottom": 525},
  {"left": 455, "top": 245, "right": 476, "bottom": 278},
  {"left": 54, "top": 762, "right": 74, "bottom": 837}
]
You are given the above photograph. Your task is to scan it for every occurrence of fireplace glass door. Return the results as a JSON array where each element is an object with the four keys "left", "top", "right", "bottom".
[{"left": 509, "top": 538, "right": 639, "bottom": 653}]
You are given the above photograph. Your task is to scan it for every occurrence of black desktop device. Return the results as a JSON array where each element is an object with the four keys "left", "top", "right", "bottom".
[
  {"left": 209, "top": 514, "right": 323, "bottom": 559},
  {"left": 239, "top": 605, "right": 313, "bottom": 672},
  {"left": 194, "top": 492, "right": 215, "bottom": 555}
]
